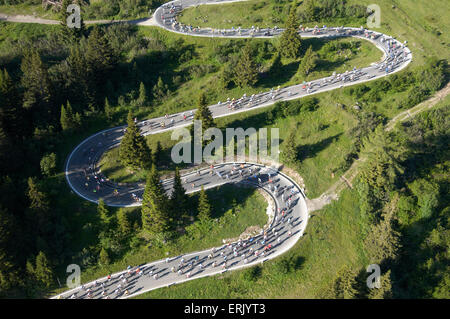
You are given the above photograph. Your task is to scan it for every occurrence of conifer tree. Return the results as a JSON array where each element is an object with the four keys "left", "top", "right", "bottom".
[
  {"left": 364, "top": 207, "right": 401, "bottom": 265},
  {"left": 304, "top": 0, "right": 317, "bottom": 21},
  {"left": 0, "top": 68, "right": 23, "bottom": 140},
  {"left": 153, "top": 77, "right": 168, "bottom": 100},
  {"left": 67, "top": 45, "right": 89, "bottom": 100},
  {"left": 333, "top": 266, "right": 358, "bottom": 299},
  {"left": 170, "top": 167, "right": 188, "bottom": 222},
  {"left": 34, "top": 251, "right": 53, "bottom": 289},
  {"left": 0, "top": 249, "right": 18, "bottom": 294},
  {"left": 283, "top": 131, "right": 298, "bottom": 165},
  {"left": 119, "top": 111, "right": 151, "bottom": 170},
  {"left": 117, "top": 208, "right": 132, "bottom": 235},
  {"left": 279, "top": 5, "right": 302, "bottom": 59},
  {"left": 99, "top": 247, "right": 110, "bottom": 266},
  {"left": 85, "top": 26, "right": 118, "bottom": 107},
  {"left": 234, "top": 42, "right": 258, "bottom": 87},
  {"left": 27, "top": 177, "right": 50, "bottom": 235},
  {"left": 20, "top": 50, "right": 52, "bottom": 126},
  {"left": 60, "top": 101, "right": 80, "bottom": 131},
  {"left": 194, "top": 92, "right": 215, "bottom": 133},
  {"left": 141, "top": 165, "right": 170, "bottom": 235},
  {"left": 368, "top": 270, "right": 393, "bottom": 299},
  {"left": 73, "top": 111, "right": 82, "bottom": 130},
  {"left": 60, "top": 104, "right": 71, "bottom": 131},
  {"left": 360, "top": 126, "right": 407, "bottom": 194},
  {"left": 104, "top": 97, "right": 113, "bottom": 121},
  {"left": 97, "top": 199, "right": 109, "bottom": 227},
  {"left": 197, "top": 186, "right": 211, "bottom": 222},
  {"left": 85, "top": 26, "right": 117, "bottom": 74},
  {"left": 0, "top": 206, "right": 20, "bottom": 294},
  {"left": 27, "top": 177, "right": 49, "bottom": 213},
  {"left": 298, "top": 45, "right": 318, "bottom": 76},
  {"left": 137, "top": 82, "right": 147, "bottom": 107}
]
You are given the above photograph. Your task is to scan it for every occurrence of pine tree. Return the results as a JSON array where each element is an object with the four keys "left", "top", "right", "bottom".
[
  {"left": 141, "top": 165, "right": 171, "bottom": 235},
  {"left": 234, "top": 42, "right": 258, "bottom": 88},
  {"left": 0, "top": 68, "right": 23, "bottom": 140},
  {"left": 60, "top": 104, "right": 71, "bottom": 131},
  {"left": 119, "top": 111, "right": 152, "bottom": 170},
  {"left": 104, "top": 97, "right": 113, "bottom": 121},
  {"left": 21, "top": 49, "right": 52, "bottom": 108},
  {"left": 85, "top": 26, "right": 118, "bottom": 107},
  {"left": 333, "top": 266, "right": 358, "bottom": 299},
  {"left": 85, "top": 26, "right": 117, "bottom": 74},
  {"left": 194, "top": 92, "right": 215, "bottom": 133},
  {"left": 368, "top": 270, "right": 393, "bottom": 299},
  {"left": 27, "top": 177, "right": 49, "bottom": 213},
  {"left": 358, "top": 126, "right": 407, "bottom": 217},
  {"left": 73, "top": 110, "right": 82, "bottom": 130},
  {"left": 99, "top": 247, "right": 110, "bottom": 266},
  {"left": 0, "top": 206, "right": 20, "bottom": 294},
  {"left": 27, "top": 177, "right": 50, "bottom": 236},
  {"left": 304, "top": 0, "right": 317, "bottom": 21},
  {"left": 360, "top": 126, "right": 407, "bottom": 193},
  {"left": 279, "top": 5, "right": 302, "bottom": 59},
  {"left": 60, "top": 101, "right": 80, "bottom": 131},
  {"left": 97, "top": 199, "right": 109, "bottom": 226},
  {"left": 298, "top": 45, "right": 318, "bottom": 76},
  {"left": 364, "top": 205, "right": 401, "bottom": 265},
  {"left": 137, "top": 82, "right": 147, "bottom": 107},
  {"left": 117, "top": 208, "right": 132, "bottom": 235},
  {"left": 20, "top": 50, "right": 53, "bottom": 126},
  {"left": 153, "top": 77, "right": 168, "bottom": 100},
  {"left": 283, "top": 131, "right": 298, "bottom": 165},
  {"left": 66, "top": 45, "right": 89, "bottom": 103},
  {"left": 197, "top": 186, "right": 211, "bottom": 222},
  {"left": 34, "top": 251, "right": 53, "bottom": 289},
  {"left": 170, "top": 167, "right": 188, "bottom": 223},
  {"left": 199, "top": 91, "right": 207, "bottom": 107}
]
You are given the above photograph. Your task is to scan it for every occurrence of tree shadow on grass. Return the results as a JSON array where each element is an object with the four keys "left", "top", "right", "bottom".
[
  {"left": 257, "top": 60, "right": 300, "bottom": 88},
  {"left": 297, "top": 133, "right": 342, "bottom": 162},
  {"left": 187, "top": 183, "right": 258, "bottom": 220}
]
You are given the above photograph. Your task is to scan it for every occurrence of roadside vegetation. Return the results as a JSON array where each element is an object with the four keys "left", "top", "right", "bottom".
[
  {"left": 178, "top": 0, "right": 369, "bottom": 29},
  {"left": 0, "top": 0, "right": 167, "bottom": 20}
]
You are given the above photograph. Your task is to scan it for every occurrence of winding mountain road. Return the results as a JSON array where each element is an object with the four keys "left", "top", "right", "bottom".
[{"left": 38, "top": 0, "right": 413, "bottom": 298}]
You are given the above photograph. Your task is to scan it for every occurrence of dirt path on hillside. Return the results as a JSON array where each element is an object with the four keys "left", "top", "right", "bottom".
[
  {"left": 0, "top": 12, "right": 156, "bottom": 25},
  {"left": 307, "top": 82, "right": 450, "bottom": 212}
]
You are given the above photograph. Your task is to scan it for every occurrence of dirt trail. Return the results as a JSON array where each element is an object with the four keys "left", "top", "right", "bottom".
[
  {"left": 307, "top": 82, "right": 450, "bottom": 212},
  {"left": 0, "top": 12, "right": 155, "bottom": 25}
]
